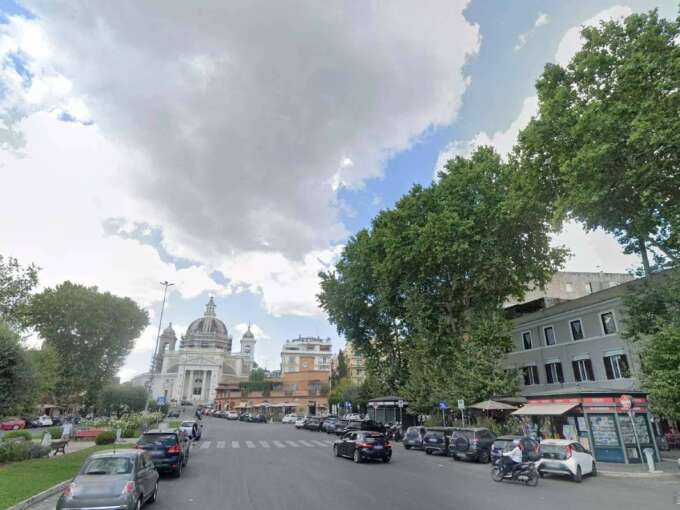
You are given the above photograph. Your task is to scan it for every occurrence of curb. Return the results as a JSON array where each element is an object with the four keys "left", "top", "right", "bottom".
[
  {"left": 6, "top": 480, "right": 68, "bottom": 510},
  {"left": 599, "top": 470, "right": 679, "bottom": 479}
]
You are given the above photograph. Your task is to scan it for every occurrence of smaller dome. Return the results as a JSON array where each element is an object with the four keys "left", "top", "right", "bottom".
[{"left": 242, "top": 323, "right": 255, "bottom": 339}]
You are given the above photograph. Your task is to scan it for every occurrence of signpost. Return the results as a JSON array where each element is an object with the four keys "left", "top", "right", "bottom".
[
  {"left": 620, "top": 395, "right": 644, "bottom": 470},
  {"left": 439, "top": 400, "right": 448, "bottom": 426},
  {"left": 397, "top": 399, "right": 404, "bottom": 424},
  {"left": 458, "top": 399, "right": 465, "bottom": 427}
]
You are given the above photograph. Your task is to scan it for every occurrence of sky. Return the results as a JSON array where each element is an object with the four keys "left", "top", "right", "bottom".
[{"left": 0, "top": 0, "right": 676, "bottom": 380}]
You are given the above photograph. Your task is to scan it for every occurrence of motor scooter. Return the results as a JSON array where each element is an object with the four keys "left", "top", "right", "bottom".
[{"left": 491, "top": 457, "right": 539, "bottom": 486}]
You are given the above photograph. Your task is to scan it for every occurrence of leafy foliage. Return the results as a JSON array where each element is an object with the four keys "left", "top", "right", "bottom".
[
  {"left": 0, "top": 441, "right": 49, "bottom": 464},
  {"left": 97, "top": 384, "right": 149, "bottom": 415},
  {"left": 27, "top": 282, "right": 149, "bottom": 406},
  {"left": 319, "top": 147, "right": 564, "bottom": 410},
  {"left": 94, "top": 430, "right": 116, "bottom": 445},
  {"left": 0, "top": 255, "right": 39, "bottom": 327},
  {"left": 0, "top": 321, "right": 37, "bottom": 416},
  {"left": 516, "top": 9, "right": 680, "bottom": 272},
  {"left": 624, "top": 271, "right": 680, "bottom": 418},
  {"left": 1, "top": 431, "right": 32, "bottom": 441}
]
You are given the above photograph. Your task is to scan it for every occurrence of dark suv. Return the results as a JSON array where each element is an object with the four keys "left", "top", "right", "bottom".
[
  {"left": 490, "top": 435, "right": 541, "bottom": 465},
  {"left": 304, "top": 416, "right": 323, "bottom": 431},
  {"left": 333, "top": 431, "right": 392, "bottom": 463},
  {"left": 403, "top": 426, "right": 427, "bottom": 450},
  {"left": 449, "top": 427, "right": 496, "bottom": 463},
  {"left": 422, "top": 428, "right": 454, "bottom": 455},
  {"left": 136, "top": 429, "right": 190, "bottom": 477}
]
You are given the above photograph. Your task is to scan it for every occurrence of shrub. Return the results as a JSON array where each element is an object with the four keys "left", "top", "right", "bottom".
[
  {"left": 46, "top": 426, "right": 63, "bottom": 439},
  {"left": 122, "top": 426, "right": 140, "bottom": 439},
  {"left": 1, "top": 430, "right": 32, "bottom": 441},
  {"left": 167, "top": 420, "right": 181, "bottom": 429},
  {"left": 0, "top": 441, "right": 49, "bottom": 464},
  {"left": 95, "top": 431, "right": 116, "bottom": 445}
]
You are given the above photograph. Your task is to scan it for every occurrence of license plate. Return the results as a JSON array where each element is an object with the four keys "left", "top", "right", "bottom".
[
  {"left": 374, "top": 445, "right": 383, "bottom": 450},
  {"left": 151, "top": 451, "right": 165, "bottom": 457},
  {"left": 428, "top": 438, "right": 438, "bottom": 443}
]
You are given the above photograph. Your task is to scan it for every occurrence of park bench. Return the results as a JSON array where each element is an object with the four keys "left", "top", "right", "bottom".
[
  {"left": 74, "top": 428, "right": 107, "bottom": 441},
  {"left": 50, "top": 439, "right": 69, "bottom": 455}
]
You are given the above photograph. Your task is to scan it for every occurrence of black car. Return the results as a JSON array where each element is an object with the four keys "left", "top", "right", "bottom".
[
  {"left": 304, "top": 416, "right": 323, "bottom": 431},
  {"left": 336, "top": 419, "right": 384, "bottom": 436},
  {"left": 135, "top": 429, "right": 190, "bottom": 477},
  {"left": 252, "top": 414, "right": 267, "bottom": 423},
  {"left": 422, "top": 428, "right": 454, "bottom": 455},
  {"left": 490, "top": 435, "right": 541, "bottom": 465},
  {"left": 333, "top": 419, "right": 349, "bottom": 435},
  {"left": 333, "top": 431, "right": 392, "bottom": 463},
  {"left": 322, "top": 417, "right": 337, "bottom": 433},
  {"left": 403, "top": 426, "right": 427, "bottom": 450},
  {"left": 448, "top": 427, "right": 496, "bottom": 463},
  {"left": 166, "top": 410, "right": 180, "bottom": 418}
]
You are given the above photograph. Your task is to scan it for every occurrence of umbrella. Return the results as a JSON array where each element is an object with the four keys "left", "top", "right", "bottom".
[{"left": 469, "top": 400, "right": 517, "bottom": 411}]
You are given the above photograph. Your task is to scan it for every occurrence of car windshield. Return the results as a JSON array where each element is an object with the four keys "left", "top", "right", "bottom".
[
  {"left": 181, "top": 421, "right": 195, "bottom": 427},
  {"left": 425, "top": 431, "right": 444, "bottom": 438},
  {"left": 348, "top": 420, "right": 363, "bottom": 427},
  {"left": 454, "top": 430, "right": 475, "bottom": 439},
  {"left": 139, "top": 433, "right": 177, "bottom": 446},
  {"left": 541, "top": 444, "right": 568, "bottom": 459},
  {"left": 493, "top": 440, "right": 514, "bottom": 450},
  {"left": 82, "top": 457, "right": 133, "bottom": 475}
]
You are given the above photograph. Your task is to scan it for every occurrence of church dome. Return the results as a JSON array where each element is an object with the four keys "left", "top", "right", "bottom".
[
  {"left": 242, "top": 324, "right": 255, "bottom": 339},
  {"left": 180, "top": 297, "right": 232, "bottom": 351}
]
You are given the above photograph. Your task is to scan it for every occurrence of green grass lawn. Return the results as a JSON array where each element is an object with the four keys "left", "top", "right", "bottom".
[
  {"left": 0, "top": 445, "right": 116, "bottom": 510},
  {"left": 167, "top": 420, "right": 181, "bottom": 428}
]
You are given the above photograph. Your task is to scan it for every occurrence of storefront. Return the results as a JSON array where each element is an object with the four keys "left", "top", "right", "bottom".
[
  {"left": 367, "top": 396, "right": 416, "bottom": 427},
  {"left": 512, "top": 387, "right": 659, "bottom": 464}
]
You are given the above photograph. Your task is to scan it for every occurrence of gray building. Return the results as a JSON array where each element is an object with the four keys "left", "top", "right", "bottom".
[{"left": 506, "top": 277, "right": 641, "bottom": 396}]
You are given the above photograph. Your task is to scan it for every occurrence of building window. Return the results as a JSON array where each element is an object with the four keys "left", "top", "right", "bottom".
[
  {"left": 522, "top": 331, "right": 532, "bottom": 350},
  {"left": 604, "top": 354, "right": 630, "bottom": 380},
  {"left": 565, "top": 282, "right": 573, "bottom": 292},
  {"left": 600, "top": 312, "right": 617, "bottom": 335},
  {"left": 545, "top": 362, "right": 564, "bottom": 384},
  {"left": 522, "top": 365, "right": 539, "bottom": 385},
  {"left": 543, "top": 326, "right": 556, "bottom": 346},
  {"left": 570, "top": 319, "right": 584, "bottom": 341},
  {"left": 572, "top": 358, "right": 595, "bottom": 382}
]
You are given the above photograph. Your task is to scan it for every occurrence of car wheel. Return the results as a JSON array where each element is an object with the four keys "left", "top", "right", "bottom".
[
  {"left": 404, "top": 445, "right": 411, "bottom": 450},
  {"left": 383, "top": 456, "right": 391, "bottom": 463},
  {"left": 425, "top": 449, "right": 432, "bottom": 455},
  {"left": 133, "top": 497, "right": 142, "bottom": 510},
  {"left": 333, "top": 445, "right": 340, "bottom": 457},
  {"left": 591, "top": 462, "right": 597, "bottom": 477},
  {"left": 573, "top": 465, "right": 582, "bottom": 483},
  {"left": 526, "top": 469, "right": 539, "bottom": 487},
  {"left": 353, "top": 450, "right": 362, "bottom": 463},
  {"left": 174, "top": 462, "right": 183, "bottom": 478},
  {"left": 478, "top": 450, "right": 490, "bottom": 464},
  {"left": 149, "top": 482, "right": 158, "bottom": 504}
]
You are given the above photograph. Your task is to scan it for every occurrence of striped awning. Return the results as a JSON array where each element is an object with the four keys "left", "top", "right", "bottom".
[{"left": 512, "top": 403, "right": 579, "bottom": 416}]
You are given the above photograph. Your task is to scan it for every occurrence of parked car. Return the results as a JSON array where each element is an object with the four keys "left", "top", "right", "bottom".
[
  {"left": 179, "top": 420, "right": 202, "bottom": 440},
  {"left": 322, "top": 417, "right": 338, "bottom": 433},
  {"left": 252, "top": 414, "right": 267, "bottom": 423},
  {"left": 32, "top": 415, "right": 53, "bottom": 427},
  {"left": 422, "top": 428, "right": 453, "bottom": 455},
  {"left": 333, "top": 419, "right": 349, "bottom": 435},
  {"left": 333, "top": 431, "right": 392, "bottom": 463},
  {"left": 304, "top": 416, "right": 323, "bottom": 431},
  {"left": 180, "top": 400, "right": 193, "bottom": 406},
  {"left": 282, "top": 414, "right": 298, "bottom": 424},
  {"left": 51, "top": 415, "right": 63, "bottom": 426},
  {"left": 336, "top": 419, "right": 384, "bottom": 436},
  {"left": 239, "top": 413, "right": 250, "bottom": 422},
  {"left": 135, "top": 429, "right": 190, "bottom": 477},
  {"left": 0, "top": 417, "right": 26, "bottom": 431},
  {"left": 490, "top": 435, "right": 541, "bottom": 465},
  {"left": 295, "top": 417, "right": 307, "bottom": 429},
  {"left": 536, "top": 439, "right": 596, "bottom": 482},
  {"left": 449, "top": 427, "right": 496, "bottom": 463},
  {"left": 57, "top": 449, "right": 159, "bottom": 510},
  {"left": 166, "top": 409, "right": 180, "bottom": 418},
  {"left": 226, "top": 411, "right": 239, "bottom": 420},
  {"left": 403, "top": 426, "right": 427, "bottom": 450},
  {"left": 344, "top": 413, "right": 362, "bottom": 420}
]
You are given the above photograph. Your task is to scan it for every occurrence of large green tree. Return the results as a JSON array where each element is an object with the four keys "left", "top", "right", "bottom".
[
  {"left": 320, "top": 147, "right": 566, "bottom": 409},
  {"left": 0, "top": 254, "right": 38, "bottom": 327},
  {"left": 97, "top": 383, "right": 149, "bottom": 415},
  {"left": 0, "top": 321, "right": 37, "bottom": 415},
  {"left": 516, "top": 9, "right": 680, "bottom": 274},
  {"left": 27, "top": 282, "right": 149, "bottom": 406},
  {"left": 624, "top": 271, "right": 680, "bottom": 418}
]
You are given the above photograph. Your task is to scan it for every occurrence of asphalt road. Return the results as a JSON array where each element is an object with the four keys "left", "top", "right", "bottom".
[{"left": 33, "top": 417, "right": 680, "bottom": 510}]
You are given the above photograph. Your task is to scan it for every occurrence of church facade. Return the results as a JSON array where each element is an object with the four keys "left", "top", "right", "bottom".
[{"left": 148, "top": 297, "right": 256, "bottom": 406}]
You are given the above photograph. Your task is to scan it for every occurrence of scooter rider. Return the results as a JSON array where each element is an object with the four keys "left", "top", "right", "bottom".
[{"left": 501, "top": 439, "right": 523, "bottom": 477}]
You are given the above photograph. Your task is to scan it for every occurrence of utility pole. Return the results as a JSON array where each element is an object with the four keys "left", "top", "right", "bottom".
[{"left": 144, "top": 281, "right": 174, "bottom": 413}]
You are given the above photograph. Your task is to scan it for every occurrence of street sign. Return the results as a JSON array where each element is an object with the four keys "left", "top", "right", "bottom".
[
  {"left": 397, "top": 399, "right": 404, "bottom": 408},
  {"left": 457, "top": 399, "right": 465, "bottom": 410},
  {"left": 345, "top": 401, "right": 352, "bottom": 409},
  {"left": 620, "top": 395, "right": 633, "bottom": 411},
  {"left": 438, "top": 400, "right": 448, "bottom": 410},
  {"left": 156, "top": 396, "right": 166, "bottom": 406}
]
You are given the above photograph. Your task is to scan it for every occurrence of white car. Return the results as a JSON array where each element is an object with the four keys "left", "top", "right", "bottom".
[
  {"left": 537, "top": 439, "right": 596, "bottom": 482},
  {"left": 282, "top": 414, "right": 298, "bottom": 424},
  {"left": 35, "top": 415, "right": 53, "bottom": 427},
  {"left": 344, "top": 413, "right": 361, "bottom": 420},
  {"left": 294, "top": 417, "right": 307, "bottom": 429},
  {"left": 226, "top": 411, "right": 239, "bottom": 420},
  {"left": 179, "top": 420, "right": 202, "bottom": 440}
]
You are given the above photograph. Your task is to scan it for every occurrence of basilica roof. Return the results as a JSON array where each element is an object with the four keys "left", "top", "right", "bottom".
[{"left": 185, "top": 297, "right": 229, "bottom": 338}]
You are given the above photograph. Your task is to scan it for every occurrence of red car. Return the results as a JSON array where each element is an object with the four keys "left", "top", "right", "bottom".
[{"left": 1, "top": 417, "right": 27, "bottom": 431}]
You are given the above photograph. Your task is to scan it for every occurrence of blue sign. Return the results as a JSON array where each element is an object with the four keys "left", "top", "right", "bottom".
[
  {"left": 156, "top": 396, "right": 166, "bottom": 406},
  {"left": 345, "top": 401, "right": 352, "bottom": 409},
  {"left": 438, "top": 400, "right": 448, "bottom": 410}
]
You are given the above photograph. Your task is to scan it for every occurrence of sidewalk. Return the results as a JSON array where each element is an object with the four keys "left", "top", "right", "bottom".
[{"left": 599, "top": 455, "right": 680, "bottom": 478}]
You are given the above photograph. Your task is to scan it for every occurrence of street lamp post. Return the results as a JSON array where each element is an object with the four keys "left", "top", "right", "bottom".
[{"left": 144, "top": 281, "right": 174, "bottom": 413}]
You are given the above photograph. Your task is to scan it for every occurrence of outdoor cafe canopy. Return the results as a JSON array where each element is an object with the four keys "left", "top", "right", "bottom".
[{"left": 469, "top": 399, "right": 517, "bottom": 411}]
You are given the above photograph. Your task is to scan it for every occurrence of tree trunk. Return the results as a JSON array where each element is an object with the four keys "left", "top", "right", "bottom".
[{"left": 639, "top": 237, "right": 651, "bottom": 276}]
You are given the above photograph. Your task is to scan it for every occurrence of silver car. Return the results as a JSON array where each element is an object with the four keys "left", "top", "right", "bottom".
[{"left": 57, "top": 450, "right": 159, "bottom": 510}]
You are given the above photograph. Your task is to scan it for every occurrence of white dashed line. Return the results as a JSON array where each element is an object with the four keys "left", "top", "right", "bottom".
[
  {"left": 298, "top": 440, "right": 315, "bottom": 447},
  {"left": 259, "top": 441, "right": 270, "bottom": 448},
  {"left": 246, "top": 441, "right": 256, "bottom": 448},
  {"left": 231, "top": 441, "right": 240, "bottom": 448},
  {"left": 217, "top": 441, "right": 225, "bottom": 449},
  {"left": 311, "top": 440, "right": 328, "bottom": 447},
  {"left": 273, "top": 440, "right": 286, "bottom": 448},
  {"left": 200, "top": 441, "right": 211, "bottom": 449},
  {"left": 285, "top": 440, "right": 300, "bottom": 447}
]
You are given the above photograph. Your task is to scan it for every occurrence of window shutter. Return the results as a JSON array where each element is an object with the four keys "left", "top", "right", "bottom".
[
  {"left": 531, "top": 366, "right": 539, "bottom": 385},
  {"left": 585, "top": 359, "right": 595, "bottom": 381},
  {"left": 556, "top": 363, "right": 564, "bottom": 383},
  {"left": 604, "top": 357, "right": 614, "bottom": 379},
  {"left": 572, "top": 361, "right": 581, "bottom": 382},
  {"left": 620, "top": 355, "right": 630, "bottom": 378},
  {"left": 545, "top": 365, "right": 553, "bottom": 384}
]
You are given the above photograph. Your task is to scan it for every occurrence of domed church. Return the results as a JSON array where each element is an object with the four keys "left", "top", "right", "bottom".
[{"left": 149, "top": 297, "right": 256, "bottom": 406}]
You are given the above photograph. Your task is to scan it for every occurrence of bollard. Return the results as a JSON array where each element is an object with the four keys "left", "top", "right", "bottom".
[{"left": 643, "top": 448, "right": 655, "bottom": 473}]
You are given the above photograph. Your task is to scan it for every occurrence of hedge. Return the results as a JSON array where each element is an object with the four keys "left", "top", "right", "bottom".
[
  {"left": 95, "top": 431, "right": 116, "bottom": 445},
  {"left": 1, "top": 430, "right": 33, "bottom": 442},
  {"left": 0, "top": 441, "right": 50, "bottom": 464}
]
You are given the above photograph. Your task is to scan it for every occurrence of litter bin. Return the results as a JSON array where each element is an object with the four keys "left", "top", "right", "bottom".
[{"left": 643, "top": 448, "right": 655, "bottom": 472}]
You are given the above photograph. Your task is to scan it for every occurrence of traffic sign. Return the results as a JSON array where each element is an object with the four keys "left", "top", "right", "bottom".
[
  {"left": 345, "top": 401, "right": 352, "bottom": 409},
  {"left": 397, "top": 399, "right": 404, "bottom": 408},
  {"left": 156, "top": 396, "right": 166, "bottom": 406},
  {"left": 457, "top": 399, "right": 465, "bottom": 410},
  {"left": 438, "top": 400, "right": 448, "bottom": 410}
]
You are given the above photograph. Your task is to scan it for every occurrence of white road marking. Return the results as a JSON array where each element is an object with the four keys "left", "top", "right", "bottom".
[
  {"left": 324, "top": 440, "right": 335, "bottom": 445},
  {"left": 246, "top": 441, "right": 256, "bottom": 448},
  {"left": 311, "top": 440, "right": 328, "bottom": 447},
  {"left": 259, "top": 441, "right": 270, "bottom": 448},
  {"left": 200, "top": 441, "right": 211, "bottom": 449},
  {"left": 298, "top": 440, "right": 315, "bottom": 447},
  {"left": 285, "top": 440, "right": 300, "bottom": 447},
  {"left": 217, "top": 441, "right": 225, "bottom": 449},
  {"left": 231, "top": 441, "right": 240, "bottom": 449},
  {"left": 273, "top": 440, "right": 286, "bottom": 448}
]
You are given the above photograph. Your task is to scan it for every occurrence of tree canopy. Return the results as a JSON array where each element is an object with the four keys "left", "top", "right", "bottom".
[
  {"left": 97, "top": 383, "right": 149, "bottom": 415},
  {"left": 0, "top": 321, "right": 36, "bottom": 416},
  {"left": 0, "top": 254, "right": 38, "bottom": 327},
  {"left": 27, "top": 281, "right": 149, "bottom": 406},
  {"left": 319, "top": 147, "right": 565, "bottom": 410},
  {"left": 516, "top": 9, "right": 680, "bottom": 273}
]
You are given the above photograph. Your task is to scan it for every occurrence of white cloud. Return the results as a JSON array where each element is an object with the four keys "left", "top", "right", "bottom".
[
  {"left": 118, "top": 366, "right": 140, "bottom": 383},
  {"left": 514, "top": 12, "right": 550, "bottom": 51},
  {"left": 555, "top": 5, "right": 632, "bottom": 66}
]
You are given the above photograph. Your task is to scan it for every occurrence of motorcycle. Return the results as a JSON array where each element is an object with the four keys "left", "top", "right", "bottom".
[
  {"left": 386, "top": 423, "right": 403, "bottom": 442},
  {"left": 491, "top": 458, "right": 539, "bottom": 486}
]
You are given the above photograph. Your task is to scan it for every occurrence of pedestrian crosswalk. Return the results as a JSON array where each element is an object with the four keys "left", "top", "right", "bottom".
[{"left": 194, "top": 438, "right": 335, "bottom": 451}]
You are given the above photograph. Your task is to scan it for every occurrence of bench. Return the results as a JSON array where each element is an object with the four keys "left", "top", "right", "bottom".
[
  {"left": 74, "top": 429, "right": 107, "bottom": 441},
  {"left": 50, "top": 439, "right": 69, "bottom": 455}
]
